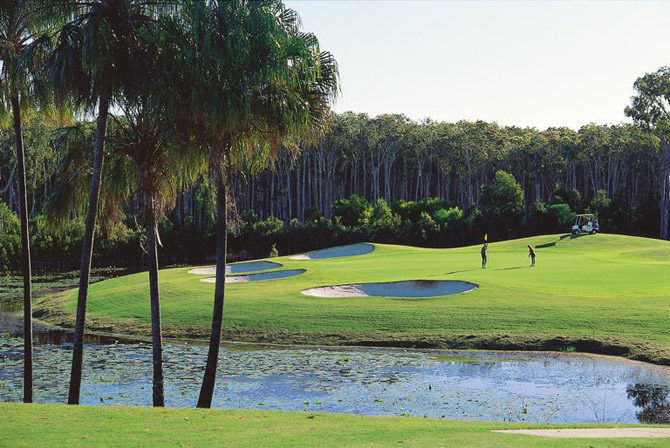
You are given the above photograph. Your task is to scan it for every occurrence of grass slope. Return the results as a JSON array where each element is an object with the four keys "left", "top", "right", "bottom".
[
  {"left": 42, "top": 234, "right": 670, "bottom": 358},
  {"left": 2, "top": 403, "right": 670, "bottom": 448}
]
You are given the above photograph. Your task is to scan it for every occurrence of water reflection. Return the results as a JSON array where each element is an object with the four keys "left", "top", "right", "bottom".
[
  {"left": 30, "top": 329, "right": 139, "bottom": 346},
  {"left": 627, "top": 384, "right": 670, "bottom": 424},
  {"left": 0, "top": 312, "right": 139, "bottom": 345}
]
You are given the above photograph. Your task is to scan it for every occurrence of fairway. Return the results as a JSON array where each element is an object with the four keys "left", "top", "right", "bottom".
[{"left": 43, "top": 233, "right": 670, "bottom": 360}]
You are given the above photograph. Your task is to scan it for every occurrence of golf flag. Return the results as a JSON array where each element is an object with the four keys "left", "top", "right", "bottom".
[{"left": 484, "top": 233, "right": 488, "bottom": 242}]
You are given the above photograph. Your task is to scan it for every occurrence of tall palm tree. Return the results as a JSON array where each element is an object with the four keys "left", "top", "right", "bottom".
[
  {"left": 0, "top": 0, "right": 57, "bottom": 404},
  {"left": 108, "top": 28, "right": 203, "bottom": 402},
  {"left": 107, "top": 100, "right": 201, "bottom": 406},
  {"left": 45, "top": 0, "right": 171, "bottom": 405},
  {"left": 168, "top": 0, "right": 338, "bottom": 408}
]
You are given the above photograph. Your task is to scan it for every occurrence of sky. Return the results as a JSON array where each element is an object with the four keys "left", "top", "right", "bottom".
[{"left": 284, "top": 1, "right": 670, "bottom": 130}]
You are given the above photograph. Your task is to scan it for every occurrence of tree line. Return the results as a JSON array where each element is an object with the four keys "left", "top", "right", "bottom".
[{"left": 230, "top": 112, "right": 667, "bottom": 239}]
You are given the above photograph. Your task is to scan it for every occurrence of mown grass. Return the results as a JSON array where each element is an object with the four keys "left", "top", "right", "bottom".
[
  {"left": 40, "top": 234, "right": 670, "bottom": 359},
  {"left": 2, "top": 403, "right": 670, "bottom": 448}
]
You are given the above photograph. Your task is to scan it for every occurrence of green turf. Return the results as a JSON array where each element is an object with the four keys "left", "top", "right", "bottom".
[
  {"left": 2, "top": 403, "right": 670, "bottom": 448},
  {"left": 54, "top": 233, "right": 670, "bottom": 349}
]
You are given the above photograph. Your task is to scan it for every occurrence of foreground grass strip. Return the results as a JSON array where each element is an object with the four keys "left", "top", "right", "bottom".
[{"left": 2, "top": 403, "right": 670, "bottom": 448}]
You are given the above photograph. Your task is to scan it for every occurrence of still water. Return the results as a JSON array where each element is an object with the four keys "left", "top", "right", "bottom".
[{"left": 2, "top": 318, "right": 670, "bottom": 424}]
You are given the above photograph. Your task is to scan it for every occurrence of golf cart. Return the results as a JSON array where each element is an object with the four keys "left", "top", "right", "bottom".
[{"left": 572, "top": 214, "right": 599, "bottom": 235}]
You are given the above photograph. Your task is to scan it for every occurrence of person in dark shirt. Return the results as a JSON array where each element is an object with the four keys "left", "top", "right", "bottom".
[
  {"left": 528, "top": 244, "right": 536, "bottom": 267},
  {"left": 481, "top": 243, "right": 488, "bottom": 269}
]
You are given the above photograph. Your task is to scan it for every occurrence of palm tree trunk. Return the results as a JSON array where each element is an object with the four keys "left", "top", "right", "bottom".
[
  {"left": 147, "top": 198, "right": 165, "bottom": 407},
  {"left": 197, "top": 157, "right": 228, "bottom": 408},
  {"left": 12, "top": 94, "right": 32, "bottom": 403},
  {"left": 68, "top": 93, "right": 110, "bottom": 405}
]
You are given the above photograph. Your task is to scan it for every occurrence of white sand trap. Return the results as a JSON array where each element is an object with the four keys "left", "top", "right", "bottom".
[
  {"left": 289, "top": 243, "right": 374, "bottom": 260},
  {"left": 301, "top": 280, "right": 477, "bottom": 298},
  {"left": 493, "top": 428, "right": 670, "bottom": 438},
  {"left": 201, "top": 269, "right": 305, "bottom": 284},
  {"left": 188, "top": 261, "right": 282, "bottom": 276}
]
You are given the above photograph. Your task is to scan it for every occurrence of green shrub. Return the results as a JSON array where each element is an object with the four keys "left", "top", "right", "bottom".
[
  {"left": 0, "top": 202, "right": 20, "bottom": 271},
  {"left": 481, "top": 170, "right": 524, "bottom": 238},
  {"left": 331, "top": 194, "right": 371, "bottom": 227}
]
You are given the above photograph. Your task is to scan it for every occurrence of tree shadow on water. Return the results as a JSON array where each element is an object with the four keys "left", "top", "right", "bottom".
[{"left": 626, "top": 383, "right": 670, "bottom": 424}]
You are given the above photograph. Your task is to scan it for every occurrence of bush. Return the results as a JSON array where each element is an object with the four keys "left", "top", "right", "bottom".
[
  {"left": 0, "top": 202, "right": 20, "bottom": 271},
  {"left": 434, "top": 206, "right": 463, "bottom": 226},
  {"left": 304, "top": 207, "right": 323, "bottom": 223},
  {"left": 589, "top": 190, "right": 612, "bottom": 217},
  {"left": 369, "top": 199, "right": 401, "bottom": 241},
  {"left": 527, "top": 201, "right": 575, "bottom": 234},
  {"left": 331, "top": 194, "right": 371, "bottom": 227},
  {"left": 392, "top": 198, "right": 453, "bottom": 223},
  {"left": 552, "top": 185, "right": 582, "bottom": 210},
  {"left": 588, "top": 190, "right": 613, "bottom": 230},
  {"left": 481, "top": 170, "right": 524, "bottom": 238}
]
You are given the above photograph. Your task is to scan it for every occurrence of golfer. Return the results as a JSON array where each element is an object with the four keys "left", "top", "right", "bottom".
[
  {"left": 481, "top": 243, "right": 488, "bottom": 269},
  {"left": 528, "top": 244, "right": 536, "bottom": 267}
]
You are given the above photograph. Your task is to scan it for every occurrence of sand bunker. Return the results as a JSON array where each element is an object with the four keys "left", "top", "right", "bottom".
[
  {"left": 289, "top": 243, "right": 374, "bottom": 260},
  {"left": 301, "top": 280, "right": 477, "bottom": 298},
  {"left": 188, "top": 261, "right": 282, "bottom": 276},
  {"left": 201, "top": 269, "right": 306, "bottom": 284},
  {"left": 493, "top": 428, "right": 670, "bottom": 438}
]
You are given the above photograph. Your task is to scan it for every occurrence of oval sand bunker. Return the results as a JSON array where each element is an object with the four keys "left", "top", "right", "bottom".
[
  {"left": 302, "top": 280, "right": 477, "bottom": 298},
  {"left": 188, "top": 260, "right": 282, "bottom": 276},
  {"left": 201, "top": 269, "right": 306, "bottom": 284},
  {"left": 289, "top": 243, "right": 374, "bottom": 260}
]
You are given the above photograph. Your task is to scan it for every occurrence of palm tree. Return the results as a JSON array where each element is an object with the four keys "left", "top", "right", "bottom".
[
  {"left": 107, "top": 29, "right": 203, "bottom": 402},
  {"left": 168, "top": 0, "right": 338, "bottom": 408},
  {"left": 107, "top": 99, "right": 201, "bottom": 406},
  {"left": 45, "top": 0, "right": 170, "bottom": 405},
  {"left": 0, "top": 0, "right": 57, "bottom": 404}
]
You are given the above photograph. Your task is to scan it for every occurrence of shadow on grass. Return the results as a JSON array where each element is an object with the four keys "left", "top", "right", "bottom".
[
  {"left": 493, "top": 266, "right": 526, "bottom": 271},
  {"left": 443, "top": 269, "right": 481, "bottom": 275},
  {"left": 536, "top": 233, "right": 582, "bottom": 249}
]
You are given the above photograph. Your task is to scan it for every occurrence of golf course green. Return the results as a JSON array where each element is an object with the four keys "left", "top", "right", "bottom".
[{"left": 40, "top": 233, "right": 670, "bottom": 361}]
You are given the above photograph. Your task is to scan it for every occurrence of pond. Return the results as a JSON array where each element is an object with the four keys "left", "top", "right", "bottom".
[{"left": 2, "top": 314, "right": 670, "bottom": 424}]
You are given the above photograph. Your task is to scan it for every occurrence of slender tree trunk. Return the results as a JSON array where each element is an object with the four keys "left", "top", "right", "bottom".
[
  {"left": 68, "top": 93, "right": 109, "bottom": 405},
  {"left": 12, "top": 94, "right": 32, "bottom": 403},
  {"left": 286, "top": 164, "right": 292, "bottom": 220},
  {"left": 147, "top": 198, "right": 165, "bottom": 407},
  {"left": 198, "top": 153, "right": 228, "bottom": 408},
  {"left": 661, "top": 139, "right": 670, "bottom": 240}
]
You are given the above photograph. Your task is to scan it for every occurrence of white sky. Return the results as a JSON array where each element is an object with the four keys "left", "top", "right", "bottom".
[{"left": 284, "top": 0, "right": 670, "bottom": 130}]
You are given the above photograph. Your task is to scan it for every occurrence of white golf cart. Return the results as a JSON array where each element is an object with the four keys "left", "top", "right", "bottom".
[{"left": 572, "top": 214, "right": 599, "bottom": 235}]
